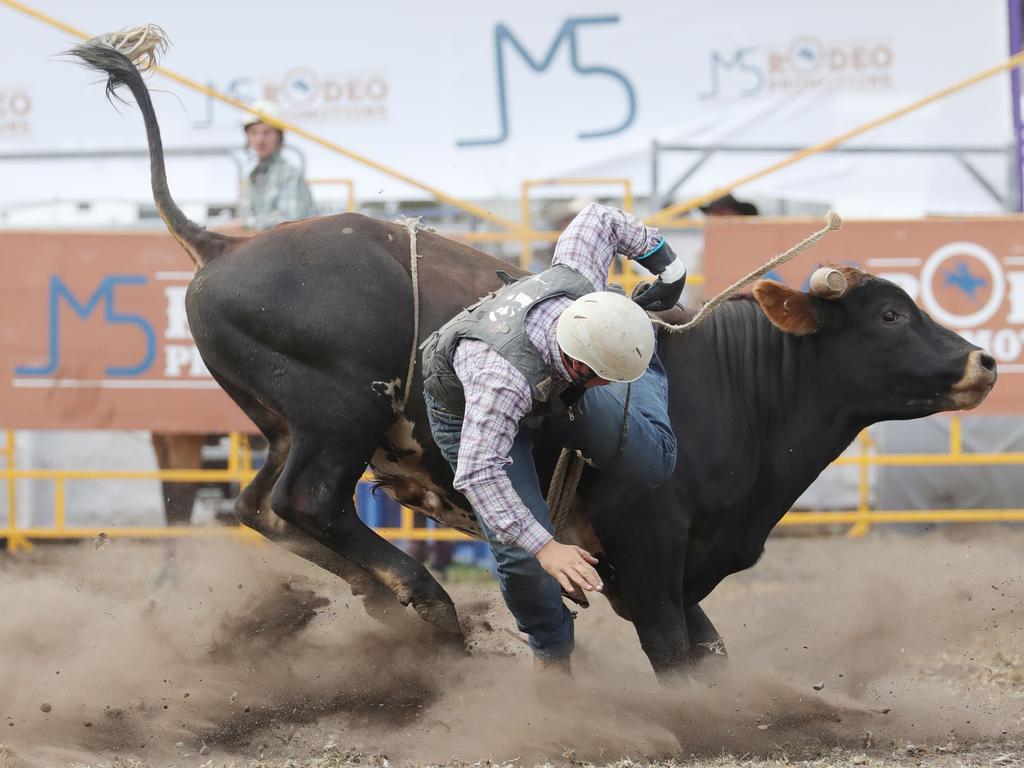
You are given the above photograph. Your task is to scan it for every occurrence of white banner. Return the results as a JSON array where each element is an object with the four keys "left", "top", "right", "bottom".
[{"left": 0, "top": 0, "right": 1012, "bottom": 207}]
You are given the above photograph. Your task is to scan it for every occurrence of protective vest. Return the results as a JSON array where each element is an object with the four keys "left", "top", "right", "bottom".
[{"left": 421, "top": 264, "right": 595, "bottom": 417}]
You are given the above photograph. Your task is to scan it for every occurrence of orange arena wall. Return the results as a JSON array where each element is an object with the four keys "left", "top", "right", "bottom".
[
  {"left": 0, "top": 230, "right": 254, "bottom": 432},
  {"left": 2, "top": 219, "right": 1023, "bottom": 433}
]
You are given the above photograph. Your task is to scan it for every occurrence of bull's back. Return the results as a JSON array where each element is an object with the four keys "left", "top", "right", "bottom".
[
  {"left": 188, "top": 215, "right": 413, "bottom": 383},
  {"left": 185, "top": 213, "right": 512, "bottom": 422}
]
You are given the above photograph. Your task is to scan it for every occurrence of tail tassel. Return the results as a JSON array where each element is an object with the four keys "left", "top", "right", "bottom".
[{"left": 91, "top": 24, "right": 168, "bottom": 73}]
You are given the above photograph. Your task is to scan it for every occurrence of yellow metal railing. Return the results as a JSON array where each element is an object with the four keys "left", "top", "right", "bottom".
[
  {"left": 780, "top": 415, "right": 1024, "bottom": 536},
  {"left": 0, "top": 435, "right": 471, "bottom": 551},
  {"left": 4, "top": 415, "right": 1024, "bottom": 551},
  {"left": 308, "top": 178, "right": 356, "bottom": 213}
]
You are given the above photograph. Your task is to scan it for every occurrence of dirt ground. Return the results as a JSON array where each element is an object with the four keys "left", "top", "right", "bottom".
[{"left": 0, "top": 527, "right": 1021, "bottom": 768}]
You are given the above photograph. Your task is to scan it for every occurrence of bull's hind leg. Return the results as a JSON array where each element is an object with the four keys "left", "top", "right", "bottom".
[
  {"left": 268, "top": 413, "right": 461, "bottom": 637},
  {"left": 211, "top": 374, "right": 408, "bottom": 625}
]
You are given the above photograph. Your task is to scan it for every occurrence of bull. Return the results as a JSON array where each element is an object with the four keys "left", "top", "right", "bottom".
[{"left": 69, "top": 28, "right": 996, "bottom": 677}]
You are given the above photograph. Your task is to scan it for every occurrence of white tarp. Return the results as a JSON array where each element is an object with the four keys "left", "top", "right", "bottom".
[{"left": 0, "top": 0, "right": 1013, "bottom": 209}]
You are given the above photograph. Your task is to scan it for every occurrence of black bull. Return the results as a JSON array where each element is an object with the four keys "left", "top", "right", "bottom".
[{"left": 72, "top": 31, "right": 997, "bottom": 677}]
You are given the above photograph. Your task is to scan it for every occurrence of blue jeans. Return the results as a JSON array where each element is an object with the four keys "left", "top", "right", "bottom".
[{"left": 425, "top": 353, "right": 677, "bottom": 661}]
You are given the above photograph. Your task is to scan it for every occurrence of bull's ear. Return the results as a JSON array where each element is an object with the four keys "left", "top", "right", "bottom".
[{"left": 752, "top": 280, "right": 820, "bottom": 335}]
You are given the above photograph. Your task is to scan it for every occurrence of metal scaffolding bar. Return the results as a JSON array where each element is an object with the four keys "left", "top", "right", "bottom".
[{"left": 645, "top": 48, "right": 1024, "bottom": 225}]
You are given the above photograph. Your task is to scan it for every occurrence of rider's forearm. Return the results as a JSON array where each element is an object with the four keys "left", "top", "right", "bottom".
[
  {"left": 458, "top": 474, "right": 553, "bottom": 555},
  {"left": 552, "top": 203, "right": 663, "bottom": 289},
  {"left": 454, "top": 421, "right": 552, "bottom": 555},
  {"left": 452, "top": 350, "right": 551, "bottom": 554}
]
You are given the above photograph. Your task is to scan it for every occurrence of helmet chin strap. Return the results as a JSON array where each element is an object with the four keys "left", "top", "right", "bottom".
[{"left": 560, "top": 350, "right": 594, "bottom": 386}]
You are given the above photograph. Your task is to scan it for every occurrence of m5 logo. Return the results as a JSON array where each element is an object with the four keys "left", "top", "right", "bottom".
[
  {"left": 458, "top": 16, "right": 637, "bottom": 147},
  {"left": 15, "top": 275, "right": 155, "bottom": 377}
]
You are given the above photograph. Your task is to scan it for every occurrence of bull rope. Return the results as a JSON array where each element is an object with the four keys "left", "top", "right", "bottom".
[
  {"left": 548, "top": 447, "right": 584, "bottom": 535},
  {"left": 396, "top": 217, "right": 423, "bottom": 410},
  {"left": 652, "top": 210, "right": 843, "bottom": 333}
]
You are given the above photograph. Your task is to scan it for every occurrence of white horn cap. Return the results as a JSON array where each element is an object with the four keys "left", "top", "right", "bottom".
[{"left": 809, "top": 267, "right": 848, "bottom": 299}]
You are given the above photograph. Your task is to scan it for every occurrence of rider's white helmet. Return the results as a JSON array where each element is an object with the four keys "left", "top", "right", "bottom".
[
  {"left": 555, "top": 291, "right": 655, "bottom": 383},
  {"left": 242, "top": 100, "right": 282, "bottom": 130}
]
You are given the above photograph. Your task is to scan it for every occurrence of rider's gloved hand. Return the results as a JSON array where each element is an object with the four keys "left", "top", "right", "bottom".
[
  {"left": 633, "top": 276, "right": 685, "bottom": 312},
  {"left": 633, "top": 238, "right": 686, "bottom": 311}
]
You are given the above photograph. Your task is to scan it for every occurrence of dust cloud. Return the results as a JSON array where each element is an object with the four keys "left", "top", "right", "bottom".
[{"left": 0, "top": 528, "right": 1021, "bottom": 766}]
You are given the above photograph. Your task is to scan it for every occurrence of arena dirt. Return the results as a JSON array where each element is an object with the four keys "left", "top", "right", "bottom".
[{"left": 0, "top": 528, "right": 1021, "bottom": 768}]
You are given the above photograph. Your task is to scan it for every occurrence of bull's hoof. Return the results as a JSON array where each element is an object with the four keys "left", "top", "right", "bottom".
[{"left": 414, "top": 598, "right": 464, "bottom": 639}]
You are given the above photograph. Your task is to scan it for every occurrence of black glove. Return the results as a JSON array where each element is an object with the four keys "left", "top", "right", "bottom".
[
  {"left": 637, "top": 238, "right": 678, "bottom": 275},
  {"left": 633, "top": 238, "right": 686, "bottom": 311},
  {"left": 633, "top": 276, "right": 685, "bottom": 312}
]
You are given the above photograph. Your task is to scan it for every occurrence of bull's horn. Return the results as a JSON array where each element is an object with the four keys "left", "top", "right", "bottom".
[{"left": 809, "top": 267, "right": 848, "bottom": 299}]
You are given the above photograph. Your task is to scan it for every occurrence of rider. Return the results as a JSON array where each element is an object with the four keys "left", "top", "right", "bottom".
[{"left": 421, "top": 203, "right": 685, "bottom": 672}]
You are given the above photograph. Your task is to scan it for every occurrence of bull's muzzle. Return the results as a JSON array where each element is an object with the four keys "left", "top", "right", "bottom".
[{"left": 946, "top": 349, "right": 997, "bottom": 410}]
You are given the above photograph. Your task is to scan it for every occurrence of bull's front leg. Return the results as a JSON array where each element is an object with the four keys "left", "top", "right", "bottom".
[
  {"left": 588, "top": 483, "right": 692, "bottom": 680},
  {"left": 684, "top": 603, "right": 728, "bottom": 680},
  {"left": 685, "top": 603, "right": 727, "bottom": 659}
]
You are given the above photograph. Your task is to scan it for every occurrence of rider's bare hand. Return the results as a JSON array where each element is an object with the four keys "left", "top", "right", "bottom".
[{"left": 536, "top": 540, "right": 603, "bottom": 594}]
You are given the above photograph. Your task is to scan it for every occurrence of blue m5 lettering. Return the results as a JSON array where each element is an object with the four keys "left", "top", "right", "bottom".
[
  {"left": 16, "top": 275, "right": 156, "bottom": 377},
  {"left": 698, "top": 48, "right": 763, "bottom": 100},
  {"left": 458, "top": 16, "right": 637, "bottom": 147}
]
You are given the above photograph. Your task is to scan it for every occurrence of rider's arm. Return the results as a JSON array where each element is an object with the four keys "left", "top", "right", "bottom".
[
  {"left": 452, "top": 342, "right": 553, "bottom": 555},
  {"left": 553, "top": 203, "right": 686, "bottom": 311}
]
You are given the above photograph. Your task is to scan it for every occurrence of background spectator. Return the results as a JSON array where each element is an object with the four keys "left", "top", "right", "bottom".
[
  {"left": 700, "top": 193, "right": 760, "bottom": 217},
  {"left": 239, "top": 100, "right": 316, "bottom": 230}
]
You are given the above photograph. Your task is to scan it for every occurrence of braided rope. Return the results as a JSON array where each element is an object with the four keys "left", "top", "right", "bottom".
[
  {"left": 548, "top": 448, "right": 585, "bottom": 536},
  {"left": 396, "top": 217, "right": 423, "bottom": 410},
  {"left": 653, "top": 210, "right": 843, "bottom": 333}
]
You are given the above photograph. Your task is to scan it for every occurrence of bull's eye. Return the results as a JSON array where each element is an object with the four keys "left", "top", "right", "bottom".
[{"left": 882, "top": 309, "right": 900, "bottom": 323}]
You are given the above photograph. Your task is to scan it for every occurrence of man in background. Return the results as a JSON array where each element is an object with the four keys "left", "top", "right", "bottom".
[
  {"left": 239, "top": 100, "right": 317, "bottom": 229},
  {"left": 699, "top": 193, "right": 759, "bottom": 217}
]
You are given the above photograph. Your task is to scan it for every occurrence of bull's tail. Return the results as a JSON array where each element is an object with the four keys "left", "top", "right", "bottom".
[{"left": 68, "top": 25, "right": 237, "bottom": 267}]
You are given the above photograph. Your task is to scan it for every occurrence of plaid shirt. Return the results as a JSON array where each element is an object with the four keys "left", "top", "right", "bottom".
[
  {"left": 240, "top": 151, "right": 317, "bottom": 230},
  {"left": 452, "top": 203, "right": 663, "bottom": 553}
]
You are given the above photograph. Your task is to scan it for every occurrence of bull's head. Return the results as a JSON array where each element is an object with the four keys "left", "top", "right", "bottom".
[{"left": 751, "top": 266, "right": 996, "bottom": 416}]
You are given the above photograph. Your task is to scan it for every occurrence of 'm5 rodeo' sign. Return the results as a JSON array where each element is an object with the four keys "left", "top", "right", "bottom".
[
  {"left": 706, "top": 218, "right": 1024, "bottom": 414},
  {"left": 2, "top": 219, "right": 1023, "bottom": 430},
  {"left": 0, "top": 231, "right": 253, "bottom": 432}
]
